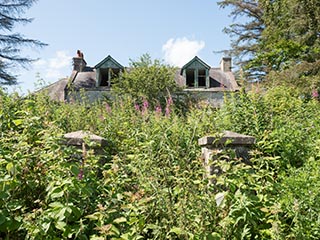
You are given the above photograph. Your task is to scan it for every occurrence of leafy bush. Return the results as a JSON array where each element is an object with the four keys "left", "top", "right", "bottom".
[{"left": 112, "top": 54, "right": 180, "bottom": 109}]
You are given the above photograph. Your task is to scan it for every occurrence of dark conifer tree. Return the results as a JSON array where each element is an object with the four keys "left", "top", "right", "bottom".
[
  {"left": 217, "top": 0, "right": 265, "bottom": 79},
  {"left": 0, "top": 0, "right": 46, "bottom": 85}
]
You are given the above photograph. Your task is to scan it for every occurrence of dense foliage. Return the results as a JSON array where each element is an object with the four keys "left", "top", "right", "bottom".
[
  {"left": 0, "top": 86, "right": 320, "bottom": 239},
  {"left": 112, "top": 54, "right": 179, "bottom": 109},
  {"left": 218, "top": 0, "right": 320, "bottom": 86}
]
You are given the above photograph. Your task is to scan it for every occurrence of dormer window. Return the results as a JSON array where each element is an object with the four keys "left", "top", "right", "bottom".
[
  {"left": 198, "top": 69, "right": 206, "bottom": 87},
  {"left": 181, "top": 56, "right": 210, "bottom": 88},
  {"left": 186, "top": 69, "right": 195, "bottom": 87},
  {"left": 95, "top": 55, "right": 124, "bottom": 87},
  {"left": 99, "top": 68, "right": 121, "bottom": 87}
]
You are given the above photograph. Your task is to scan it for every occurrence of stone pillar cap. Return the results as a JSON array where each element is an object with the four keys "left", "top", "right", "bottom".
[
  {"left": 198, "top": 131, "right": 255, "bottom": 147},
  {"left": 64, "top": 130, "right": 107, "bottom": 147}
]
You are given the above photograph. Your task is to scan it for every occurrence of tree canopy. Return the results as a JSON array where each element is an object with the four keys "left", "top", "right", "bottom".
[
  {"left": 219, "top": 0, "right": 320, "bottom": 87},
  {"left": 112, "top": 54, "right": 179, "bottom": 107},
  {"left": 0, "top": 0, "right": 46, "bottom": 85}
]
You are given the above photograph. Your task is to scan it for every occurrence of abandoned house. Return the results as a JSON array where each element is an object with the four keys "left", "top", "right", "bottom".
[{"left": 42, "top": 52, "right": 239, "bottom": 106}]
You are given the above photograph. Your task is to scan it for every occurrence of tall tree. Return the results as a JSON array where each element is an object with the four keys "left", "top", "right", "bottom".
[
  {"left": 219, "top": 0, "right": 320, "bottom": 83},
  {"left": 218, "top": 0, "right": 265, "bottom": 80},
  {"left": 0, "top": 0, "right": 46, "bottom": 85},
  {"left": 255, "top": 0, "right": 320, "bottom": 70}
]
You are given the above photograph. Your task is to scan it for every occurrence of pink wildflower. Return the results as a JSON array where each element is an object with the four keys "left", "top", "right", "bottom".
[
  {"left": 142, "top": 99, "right": 149, "bottom": 114},
  {"left": 312, "top": 88, "right": 319, "bottom": 99},
  {"left": 78, "top": 169, "right": 84, "bottom": 180},
  {"left": 106, "top": 103, "right": 112, "bottom": 113},
  {"left": 165, "top": 107, "right": 170, "bottom": 117},
  {"left": 143, "top": 99, "right": 149, "bottom": 109},
  {"left": 165, "top": 96, "right": 173, "bottom": 117},
  {"left": 155, "top": 105, "right": 162, "bottom": 116},
  {"left": 134, "top": 104, "right": 140, "bottom": 112}
]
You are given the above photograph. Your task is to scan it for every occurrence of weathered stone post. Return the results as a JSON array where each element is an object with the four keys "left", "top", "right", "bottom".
[
  {"left": 198, "top": 131, "right": 255, "bottom": 184},
  {"left": 63, "top": 131, "right": 107, "bottom": 179},
  {"left": 64, "top": 130, "right": 107, "bottom": 153}
]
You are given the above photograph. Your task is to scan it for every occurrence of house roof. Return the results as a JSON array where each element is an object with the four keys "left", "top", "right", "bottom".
[
  {"left": 94, "top": 55, "right": 124, "bottom": 69},
  {"left": 36, "top": 77, "right": 69, "bottom": 101},
  {"left": 71, "top": 69, "right": 96, "bottom": 91},
  {"left": 40, "top": 54, "right": 239, "bottom": 101}
]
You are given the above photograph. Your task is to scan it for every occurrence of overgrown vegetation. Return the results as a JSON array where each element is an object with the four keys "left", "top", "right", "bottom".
[{"left": 0, "top": 86, "right": 319, "bottom": 239}]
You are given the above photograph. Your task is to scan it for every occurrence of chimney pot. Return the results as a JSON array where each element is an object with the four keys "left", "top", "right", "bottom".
[{"left": 220, "top": 57, "right": 232, "bottom": 72}]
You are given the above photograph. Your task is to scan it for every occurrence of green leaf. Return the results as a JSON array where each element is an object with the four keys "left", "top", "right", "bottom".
[
  {"left": 209, "top": 232, "right": 222, "bottom": 240},
  {"left": 13, "top": 119, "right": 23, "bottom": 126},
  {"left": 0, "top": 191, "right": 9, "bottom": 199},
  {"left": 0, "top": 214, "right": 6, "bottom": 225},
  {"left": 56, "top": 207, "right": 67, "bottom": 221},
  {"left": 215, "top": 192, "right": 225, "bottom": 207},
  {"left": 113, "top": 217, "right": 127, "bottom": 224},
  {"left": 169, "top": 227, "right": 185, "bottom": 235},
  {"left": 70, "top": 165, "right": 80, "bottom": 175},
  {"left": 41, "top": 221, "right": 51, "bottom": 233},
  {"left": 70, "top": 206, "right": 82, "bottom": 219},
  {"left": 85, "top": 212, "right": 103, "bottom": 220},
  {"left": 49, "top": 202, "right": 64, "bottom": 208},
  {"left": 50, "top": 187, "right": 64, "bottom": 199},
  {"left": 6, "top": 162, "right": 15, "bottom": 175},
  {"left": 55, "top": 221, "right": 66, "bottom": 231}
]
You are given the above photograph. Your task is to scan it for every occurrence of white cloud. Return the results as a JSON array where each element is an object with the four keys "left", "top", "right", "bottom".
[
  {"left": 33, "top": 59, "right": 47, "bottom": 67},
  {"left": 45, "top": 69, "right": 62, "bottom": 79},
  {"left": 162, "top": 37, "right": 205, "bottom": 67},
  {"left": 33, "top": 50, "right": 72, "bottom": 80},
  {"left": 48, "top": 51, "right": 71, "bottom": 69}
]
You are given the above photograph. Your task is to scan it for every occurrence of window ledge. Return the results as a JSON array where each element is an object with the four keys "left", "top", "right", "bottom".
[{"left": 183, "top": 87, "right": 228, "bottom": 92}]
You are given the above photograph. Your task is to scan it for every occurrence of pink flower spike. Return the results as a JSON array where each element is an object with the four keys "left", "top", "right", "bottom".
[
  {"left": 165, "top": 106, "right": 171, "bottom": 117},
  {"left": 142, "top": 98, "right": 149, "bottom": 114},
  {"left": 155, "top": 105, "right": 162, "bottom": 116},
  {"left": 106, "top": 103, "right": 112, "bottom": 113},
  {"left": 78, "top": 169, "right": 84, "bottom": 180},
  {"left": 312, "top": 89, "right": 319, "bottom": 98},
  {"left": 143, "top": 99, "right": 149, "bottom": 109},
  {"left": 134, "top": 104, "right": 140, "bottom": 112},
  {"left": 167, "top": 96, "right": 173, "bottom": 106}
]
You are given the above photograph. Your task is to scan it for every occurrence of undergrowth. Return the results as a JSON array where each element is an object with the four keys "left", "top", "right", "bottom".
[{"left": 0, "top": 87, "right": 319, "bottom": 239}]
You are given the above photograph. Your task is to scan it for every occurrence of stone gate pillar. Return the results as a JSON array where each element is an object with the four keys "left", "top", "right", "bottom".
[
  {"left": 198, "top": 131, "right": 255, "bottom": 184},
  {"left": 64, "top": 130, "right": 107, "bottom": 154},
  {"left": 63, "top": 130, "right": 107, "bottom": 179}
]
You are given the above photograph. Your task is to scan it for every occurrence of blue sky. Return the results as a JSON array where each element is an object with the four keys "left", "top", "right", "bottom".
[{"left": 9, "top": 0, "right": 234, "bottom": 93}]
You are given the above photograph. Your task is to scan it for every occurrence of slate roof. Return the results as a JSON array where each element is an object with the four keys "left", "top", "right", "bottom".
[
  {"left": 37, "top": 77, "right": 69, "bottom": 101},
  {"left": 71, "top": 70, "right": 96, "bottom": 91}
]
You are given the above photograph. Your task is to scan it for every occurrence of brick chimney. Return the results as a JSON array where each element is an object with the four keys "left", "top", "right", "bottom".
[
  {"left": 72, "top": 57, "right": 87, "bottom": 72},
  {"left": 72, "top": 51, "right": 86, "bottom": 72},
  {"left": 220, "top": 57, "right": 232, "bottom": 72}
]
